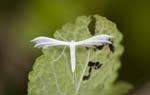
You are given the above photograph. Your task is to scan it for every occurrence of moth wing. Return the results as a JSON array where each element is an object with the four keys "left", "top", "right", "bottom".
[
  {"left": 31, "top": 37, "right": 68, "bottom": 48},
  {"left": 76, "top": 34, "right": 112, "bottom": 46}
]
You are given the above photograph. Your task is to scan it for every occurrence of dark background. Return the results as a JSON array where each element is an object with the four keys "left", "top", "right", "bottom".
[{"left": 0, "top": 0, "right": 150, "bottom": 95}]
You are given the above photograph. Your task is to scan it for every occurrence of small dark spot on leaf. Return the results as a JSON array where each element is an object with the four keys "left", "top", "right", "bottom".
[
  {"left": 95, "top": 45, "right": 104, "bottom": 50},
  {"left": 85, "top": 47, "right": 89, "bottom": 50},
  {"left": 83, "top": 74, "right": 91, "bottom": 81},
  {"left": 88, "top": 61, "right": 95, "bottom": 67},
  {"left": 109, "top": 44, "right": 115, "bottom": 53},
  {"left": 94, "top": 63, "right": 102, "bottom": 70},
  {"left": 95, "top": 61, "right": 100, "bottom": 66},
  {"left": 88, "top": 67, "right": 92, "bottom": 73}
]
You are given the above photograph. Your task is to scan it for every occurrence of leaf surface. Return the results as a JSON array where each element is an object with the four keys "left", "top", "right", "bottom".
[{"left": 28, "top": 15, "right": 132, "bottom": 95}]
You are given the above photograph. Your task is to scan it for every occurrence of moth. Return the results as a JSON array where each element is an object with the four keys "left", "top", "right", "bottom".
[{"left": 31, "top": 34, "right": 113, "bottom": 77}]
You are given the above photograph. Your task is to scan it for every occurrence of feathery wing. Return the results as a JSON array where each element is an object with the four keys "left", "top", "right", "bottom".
[
  {"left": 31, "top": 34, "right": 113, "bottom": 74},
  {"left": 76, "top": 34, "right": 113, "bottom": 46},
  {"left": 31, "top": 37, "right": 70, "bottom": 48}
]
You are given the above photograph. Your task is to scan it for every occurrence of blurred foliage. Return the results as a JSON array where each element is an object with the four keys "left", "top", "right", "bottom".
[
  {"left": 105, "top": 0, "right": 150, "bottom": 86},
  {"left": 0, "top": 0, "right": 150, "bottom": 95}
]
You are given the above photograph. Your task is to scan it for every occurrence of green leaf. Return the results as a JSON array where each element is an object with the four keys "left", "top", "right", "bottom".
[{"left": 28, "top": 15, "right": 132, "bottom": 95}]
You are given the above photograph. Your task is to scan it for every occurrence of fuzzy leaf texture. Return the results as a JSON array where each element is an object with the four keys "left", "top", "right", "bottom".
[{"left": 28, "top": 15, "right": 132, "bottom": 95}]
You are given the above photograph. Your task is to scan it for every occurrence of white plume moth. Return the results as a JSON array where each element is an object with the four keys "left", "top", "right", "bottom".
[{"left": 31, "top": 34, "right": 113, "bottom": 82}]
